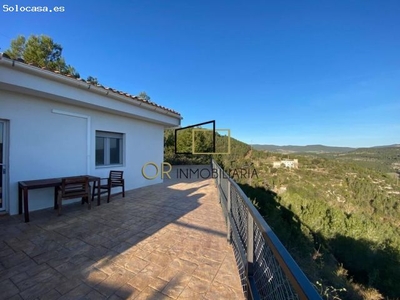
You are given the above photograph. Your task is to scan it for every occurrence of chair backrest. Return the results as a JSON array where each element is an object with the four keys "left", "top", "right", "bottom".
[
  {"left": 109, "top": 171, "right": 123, "bottom": 183},
  {"left": 60, "top": 176, "right": 90, "bottom": 198}
]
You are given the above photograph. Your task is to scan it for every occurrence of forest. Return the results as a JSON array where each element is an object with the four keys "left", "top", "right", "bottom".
[
  {"left": 164, "top": 128, "right": 400, "bottom": 300},
  {"left": 324, "top": 147, "right": 400, "bottom": 174}
]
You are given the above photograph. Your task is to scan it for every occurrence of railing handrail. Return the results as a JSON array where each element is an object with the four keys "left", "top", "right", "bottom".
[{"left": 212, "top": 159, "right": 321, "bottom": 300}]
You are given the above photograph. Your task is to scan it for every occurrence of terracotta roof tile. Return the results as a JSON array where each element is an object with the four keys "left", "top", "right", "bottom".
[{"left": 0, "top": 53, "right": 181, "bottom": 116}]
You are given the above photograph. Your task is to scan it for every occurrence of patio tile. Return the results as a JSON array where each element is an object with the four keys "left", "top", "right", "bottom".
[
  {"left": 83, "top": 289, "right": 107, "bottom": 300},
  {"left": 38, "top": 289, "right": 62, "bottom": 300},
  {"left": 54, "top": 261, "right": 83, "bottom": 279},
  {"left": 46, "top": 250, "right": 79, "bottom": 269},
  {"left": 143, "top": 221, "right": 170, "bottom": 235},
  {"left": 10, "top": 271, "right": 29, "bottom": 284},
  {"left": 168, "top": 258, "right": 198, "bottom": 274},
  {"left": 107, "top": 295, "right": 124, "bottom": 300},
  {"left": 132, "top": 247, "right": 153, "bottom": 260},
  {"left": 161, "top": 273, "right": 192, "bottom": 299},
  {"left": 111, "top": 241, "right": 135, "bottom": 254},
  {"left": 205, "top": 281, "right": 244, "bottom": 300},
  {"left": 127, "top": 272, "right": 154, "bottom": 291},
  {"left": 92, "top": 260, "right": 121, "bottom": 276},
  {"left": 138, "top": 263, "right": 164, "bottom": 278},
  {"left": 178, "top": 289, "right": 205, "bottom": 299},
  {"left": 57, "top": 283, "right": 92, "bottom": 299},
  {"left": 82, "top": 268, "right": 108, "bottom": 287},
  {"left": 0, "top": 278, "right": 20, "bottom": 299},
  {"left": 54, "top": 277, "right": 83, "bottom": 295},
  {"left": 124, "top": 256, "right": 149, "bottom": 274},
  {"left": 15, "top": 266, "right": 59, "bottom": 291},
  {"left": 114, "top": 283, "right": 141, "bottom": 299},
  {"left": 0, "top": 251, "right": 32, "bottom": 269},
  {"left": 201, "top": 247, "right": 228, "bottom": 263},
  {"left": 94, "top": 268, "right": 134, "bottom": 297},
  {"left": 213, "top": 255, "right": 244, "bottom": 290},
  {"left": 148, "top": 276, "right": 169, "bottom": 292},
  {"left": 157, "top": 266, "right": 180, "bottom": 282},
  {"left": 185, "top": 276, "right": 211, "bottom": 294},
  {"left": 136, "top": 286, "right": 173, "bottom": 300},
  {"left": 146, "top": 250, "right": 174, "bottom": 268},
  {"left": 0, "top": 259, "right": 37, "bottom": 282},
  {"left": 81, "top": 245, "right": 109, "bottom": 261},
  {"left": 8, "top": 295, "right": 23, "bottom": 300},
  {"left": 99, "top": 238, "right": 122, "bottom": 250},
  {"left": 32, "top": 248, "right": 64, "bottom": 265},
  {"left": 63, "top": 238, "right": 93, "bottom": 254},
  {"left": 0, "top": 171, "right": 244, "bottom": 299},
  {"left": 19, "top": 273, "right": 64, "bottom": 300},
  {"left": 191, "top": 261, "right": 220, "bottom": 282},
  {"left": 0, "top": 245, "right": 14, "bottom": 258}
]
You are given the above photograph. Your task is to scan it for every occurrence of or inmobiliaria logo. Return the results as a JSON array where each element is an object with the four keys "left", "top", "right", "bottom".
[
  {"left": 141, "top": 120, "right": 258, "bottom": 180},
  {"left": 142, "top": 162, "right": 258, "bottom": 180}
]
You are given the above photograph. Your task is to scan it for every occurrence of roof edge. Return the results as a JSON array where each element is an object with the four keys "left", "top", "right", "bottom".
[{"left": 0, "top": 54, "right": 182, "bottom": 119}]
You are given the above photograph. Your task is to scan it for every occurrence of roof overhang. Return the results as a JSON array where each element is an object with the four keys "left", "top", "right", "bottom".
[{"left": 0, "top": 56, "right": 182, "bottom": 127}]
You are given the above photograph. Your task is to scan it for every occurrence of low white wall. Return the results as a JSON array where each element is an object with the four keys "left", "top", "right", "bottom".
[{"left": 0, "top": 90, "right": 165, "bottom": 215}]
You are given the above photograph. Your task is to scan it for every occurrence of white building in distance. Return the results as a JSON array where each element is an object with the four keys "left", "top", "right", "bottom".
[{"left": 272, "top": 159, "right": 299, "bottom": 169}]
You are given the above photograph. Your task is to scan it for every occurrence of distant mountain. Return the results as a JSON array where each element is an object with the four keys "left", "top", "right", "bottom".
[
  {"left": 251, "top": 144, "right": 355, "bottom": 153},
  {"left": 372, "top": 144, "right": 400, "bottom": 148}
]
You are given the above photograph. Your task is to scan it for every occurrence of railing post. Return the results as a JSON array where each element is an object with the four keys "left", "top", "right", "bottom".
[
  {"left": 247, "top": 211, "right": 254, "bottom": 282},
  {"left": 218, "top": 167, "right": 221, "bottom": 187},
  {"left": 227, "top": 180, "right": 231, "bottom": 242}
]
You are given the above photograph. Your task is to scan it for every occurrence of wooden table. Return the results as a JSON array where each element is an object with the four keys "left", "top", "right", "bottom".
[{"left": 18, "top": 175, "right": 101, "bottom": 222}]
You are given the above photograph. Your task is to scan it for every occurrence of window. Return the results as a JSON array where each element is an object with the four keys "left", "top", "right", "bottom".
[{"left": 96, "top": 131, "right": 123, "bottom": 166}]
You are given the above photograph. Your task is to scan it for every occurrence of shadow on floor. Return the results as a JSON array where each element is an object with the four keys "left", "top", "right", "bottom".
[{"left": 0, "top": 166, "right": 244, "bottom": 299}]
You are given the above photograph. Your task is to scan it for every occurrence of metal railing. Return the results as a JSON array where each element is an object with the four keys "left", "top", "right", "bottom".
[{"left": 212, "top": 160, "right": 322, "bottom": 300}]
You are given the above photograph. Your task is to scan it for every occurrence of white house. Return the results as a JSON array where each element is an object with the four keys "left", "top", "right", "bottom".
[
  {"left": 272, "top": 159, "right": 299, "bottom": 169},
  {"left": 0, "top": 54, "right": 181, "bottom": 216}
]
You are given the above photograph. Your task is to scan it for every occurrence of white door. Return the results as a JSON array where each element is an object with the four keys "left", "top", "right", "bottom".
[{"left": 0, "top": 120, "right": 8, "bottom": 212}]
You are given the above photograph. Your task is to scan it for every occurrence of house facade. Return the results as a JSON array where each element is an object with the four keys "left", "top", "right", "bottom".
[{"left": 0, "top": 54, "right": 181, "bottom": 215}]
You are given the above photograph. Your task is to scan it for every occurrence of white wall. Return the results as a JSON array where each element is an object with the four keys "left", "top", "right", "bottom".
[
  {"left": 0, "top": 62, "right": 180, "bottom": 126},
  {"left": 0, "top": 90, "right": 166, "bottom": 215}
]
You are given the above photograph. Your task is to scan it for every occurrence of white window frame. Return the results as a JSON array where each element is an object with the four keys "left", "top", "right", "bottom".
[{"left": 95, "top": 131, "right": 124, "bottom": 167}]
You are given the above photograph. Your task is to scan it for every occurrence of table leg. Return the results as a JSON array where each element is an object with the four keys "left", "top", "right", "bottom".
[
  {"left": 97, "top": 179, "right": 101, "bottom": 206},
  {"left": 18, "top": 185, "right": 22, "bottom": 214},
  {"left": 54, "top": 187, "right": 58, "bottom": 209},
  {"left": 23, "top": 188, "right": 29, "bottom": 223},
  {"left": 91, "top": 183, "right": 95, "bottom": 202}
]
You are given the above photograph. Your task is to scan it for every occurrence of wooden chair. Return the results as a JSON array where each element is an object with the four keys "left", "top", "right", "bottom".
[
  {"left": 57, "top": 176, "right": 91, "bottom": 215},
  {"left": 92, "top": 171, "right": 125, "bottom": 203}
]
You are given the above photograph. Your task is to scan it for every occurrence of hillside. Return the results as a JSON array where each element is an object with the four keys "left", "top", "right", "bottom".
[
  {"left": 235, "top": 151, "right": 400, "bottom": 299},
  {"left": 324, "top": 147, "right": 400, "bottom": 174},
  {"left": 164, "top": 130, "right": 400, "bottom": 299},
  {"left": 252, "top": 144, "right": 355, "bottom": 153}
]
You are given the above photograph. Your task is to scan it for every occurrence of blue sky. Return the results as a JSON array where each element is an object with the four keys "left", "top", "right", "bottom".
[{"left": 1, "top": 0, "right": 399, "bottom": 147}]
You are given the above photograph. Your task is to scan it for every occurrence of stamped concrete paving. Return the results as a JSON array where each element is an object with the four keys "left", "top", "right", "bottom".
[{"left": 0, "top": 169, "right": 244, "bottom": 299}]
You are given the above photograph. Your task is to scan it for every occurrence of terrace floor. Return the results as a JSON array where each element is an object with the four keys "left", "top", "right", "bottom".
[{"left": 0, "top": 167, "right": 244, "bottom": 300}]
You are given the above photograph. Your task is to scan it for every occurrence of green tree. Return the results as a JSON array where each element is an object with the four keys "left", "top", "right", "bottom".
[
  {"left": 86, "top": 76, "right": 99, "bottom": 85},
  {"left": 4, "top": 34, "right": 79, "bottom": 78},
  {"left": 138, "top": 91, "right": 151, "bottom": 101},
  {"left": 4, "top": 35, "right": 26, "bottom": 58}
]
